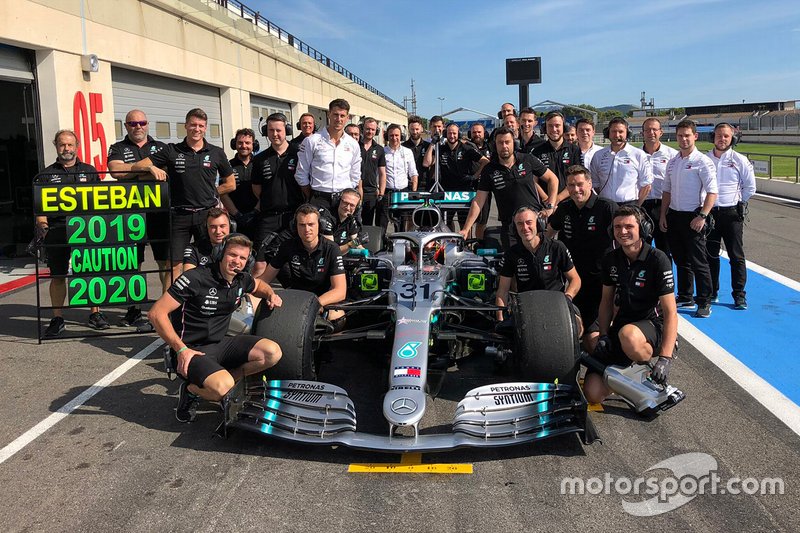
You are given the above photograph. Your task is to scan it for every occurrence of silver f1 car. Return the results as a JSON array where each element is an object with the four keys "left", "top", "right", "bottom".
[{"left": 222, "top": 192, "right": 599, "bottom": 452}]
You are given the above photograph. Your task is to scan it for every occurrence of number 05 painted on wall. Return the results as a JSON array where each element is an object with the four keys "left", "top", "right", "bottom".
[{"left": 73, "top": 91, "right": 107, "bottom": 173}]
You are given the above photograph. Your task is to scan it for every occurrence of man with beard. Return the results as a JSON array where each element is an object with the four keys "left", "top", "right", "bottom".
[
  {"left": 424, "top": 122, "right": 489, "bottom": 228},
  {"left": 402, "top": 116, "right": 430, "bottom": 189},
  {"left": 358, "top": 117, "right": 386, "bottom": 226},
  {"left": 468, "top": 122, "right": 492, "bottom": 240},
  {"left": 531, "top": 111, "right": 583, "bottom": 202},
  {"left": 37, "top": 130, "right": 105, "bottom": 337},
  {"left": 459, "top": 127, "right": 558, "bottom": 249},
  {"left": 589, "top": 117, "right": 652, "bottom": 207},
  {"left": 221, "top": 128, "right": 259, "bottom": 241}
]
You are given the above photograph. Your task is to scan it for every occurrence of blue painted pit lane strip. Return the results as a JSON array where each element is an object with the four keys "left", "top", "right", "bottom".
[{"left": 678, "top": 255, "right": 800, "bottom": 421}]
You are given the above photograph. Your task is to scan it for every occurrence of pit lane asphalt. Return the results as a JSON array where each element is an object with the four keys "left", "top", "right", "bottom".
[{"left": 0, "top": 196, "right": 798, "bottom": 532}]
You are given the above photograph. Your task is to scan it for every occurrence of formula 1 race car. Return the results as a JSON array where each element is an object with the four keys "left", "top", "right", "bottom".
[{"left": 219, "top": 192, "right": 603, "bottom": 452}]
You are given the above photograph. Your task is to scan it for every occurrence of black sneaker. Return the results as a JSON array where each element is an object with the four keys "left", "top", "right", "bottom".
[
  {"left": 676, "top": 296, "right": 696, "bottom": 308},
  {"left": 710, "top": 293, "right": 719, "bottom": 303},
  {"left": 134, "top": 317, "right": 154, "bottom": 332},
  {"left": 694, "top": 304, "right": 712, "bottom": 318},
  {"left": 119, "top": 306, "right": 142, "bottom": 326},
  {"left": 176, "top": 381, "right": 200, "bottom": 423},
  {"left": 88, "top": 311, "right": 110, "bottom": 330},
  {"left": 734, "top": 296, "right": 748, "bottom": 310},
  {"left": 44, "top": 316, "right": 65, "bottom": 338}
]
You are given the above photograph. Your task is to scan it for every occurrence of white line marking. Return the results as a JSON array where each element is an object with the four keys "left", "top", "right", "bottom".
[
  {"left": 753, "top": 192, "right": 800, "bottom": 205},
  {"left": 720, "top": 251, "right": 800, "bottom": 291},
  {"left": 0, "top": 339, "right": 163, "bottom": 465},
  {"left": 678, "top": 316, "right": 800, "bottom": 438}
]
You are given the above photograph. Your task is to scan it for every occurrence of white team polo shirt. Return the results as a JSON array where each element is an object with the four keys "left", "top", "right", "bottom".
[
  {"left": 581, "top": 143, "right": 603, "bottom": 173},
  {"left": 707, "top": 149, "right": 756, "bottom": 207},
  {"left": 384, "top": 144, "right": 418, "bottom": 190},
  {"left": 644, "top": 143, "right": 679, "bottom": 200},
  {"left": 295, "top": 128, "right": 362, "bottom": 193},
  {"left": 589, "top": 143, "right": 653, "bottom": 203},
  {"left": 663, "top": 147, "right": 718, "bottom": 211}
]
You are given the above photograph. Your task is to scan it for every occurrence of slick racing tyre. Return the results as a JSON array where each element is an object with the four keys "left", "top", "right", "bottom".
[
  {"left": 512, "top": 290, "right": 581, "bottom": 383},
  {"left": 251, "top": 289, "right": 319, "bottom": 380}
]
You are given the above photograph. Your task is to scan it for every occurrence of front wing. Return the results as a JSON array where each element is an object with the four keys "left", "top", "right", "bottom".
[{"left": 221, "top": 378, "right": 599, "bottom": 452}]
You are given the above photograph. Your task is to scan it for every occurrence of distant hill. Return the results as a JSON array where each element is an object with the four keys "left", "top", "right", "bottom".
[{"left": 600, "top": 104, "right": 637, "bottom": 114}]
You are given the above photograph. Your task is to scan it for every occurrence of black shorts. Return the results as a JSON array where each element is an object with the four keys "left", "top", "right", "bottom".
[
  {"left": 183, "top": 335, "right": 261, "bottom": 387},
  {"left": 170, "top": 209, "right": 211, "bottom": 263},
  {"left": 587, "top": 319, "right": 662, "bottom": 374},
  {"left": 147, "top": 211, "right": 170, "bottom": 262},
  {"left": 44, "top": 226, "right": 70, "bottom": 276}
]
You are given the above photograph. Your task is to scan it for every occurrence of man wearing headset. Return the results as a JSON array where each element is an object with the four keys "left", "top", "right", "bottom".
[
  {"left": 495, "top": 206, "right": 582, "bottom": 335},
  {"left": 583, "top": 206, "right": 678, "bottom": 404},
  {"left": 290, "top": 112, "right": 316, "bottom": 147},
  {"left": 589, "top": 117, "right": 653, "bottom": 207},
  {"left": 320, "top": 188, "right": 365, "bottom": 254},
  {"left": 402, "top": 116, "right": 430, "bottom": 190},
  {"left": 260, "top": 204, "right": 347, "bottom": 324},
  {"left": 182, "top": 207, "right": 231, "bottom": 271},
  {"left": 295, "top": 99, "right": 362, "bottom": 213},
  {"left": 706, "top": 122, "right": 755, "bottom": 310},
  {"left": 468, "top": 122, "right": 493, "bottom": 240},
  {"left": 531, "top": 111, "right": 584, "bottom": 202},
  {"left": 251, "top": 113, "right": 304, "bottom": 277},
  {"left": 222, "top": 128, "right": 259, "bottom": 241},
  {"left": 459, "top": 126, "right": 559, "bottom": 249},
  {"left": 149, "top": 233, "right": 283, "bottom": 423},
  {"left": 358, "top": 117, "right": 386, "bottom": 226}
]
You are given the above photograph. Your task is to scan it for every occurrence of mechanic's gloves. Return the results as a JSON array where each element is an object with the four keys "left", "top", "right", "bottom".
[
  {"left": 593, "top": 335, "right": 612, "bottom": 358},
  {"left": 650, "top": 356, "right": 672, "bottom": 385}
]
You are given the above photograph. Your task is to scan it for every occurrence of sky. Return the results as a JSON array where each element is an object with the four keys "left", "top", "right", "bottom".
[{"left": 249, "top": 0, "right": 800, "bottom": 119}]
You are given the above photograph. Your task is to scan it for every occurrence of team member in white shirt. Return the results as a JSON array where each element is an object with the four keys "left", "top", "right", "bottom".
[
  {"left": 576, "top": 118, "right": 603, "bottom": 171},
  {"left": 295, "top": 98, "right": 362, "bottom": 212},
  {"left": 706, "top": 122, "right": 756, "bottom": 310},
  {"left": 641, "top": 117, "right": 679, "bottom": 263},
  {"left": 590, "top": 117, "right": 652, "bottom": 206},
  {"left": 660, "top": 119, "right": 718, "bottom": 318},
  {"left": 378, "top": 124, "right": 418, "bottom": 231}
]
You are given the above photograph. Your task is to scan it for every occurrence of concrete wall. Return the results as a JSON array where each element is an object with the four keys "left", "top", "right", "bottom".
[
  {"left": 0, "top": 0, "right": 407, "bottom": 166},
  {"left": 757, "top": 178, "right": 800, "bottom": 200}
]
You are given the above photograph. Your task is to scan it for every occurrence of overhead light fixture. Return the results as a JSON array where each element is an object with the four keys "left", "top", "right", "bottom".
[{"left": 81, "top": 54, "right": 99, "bottom": 73}]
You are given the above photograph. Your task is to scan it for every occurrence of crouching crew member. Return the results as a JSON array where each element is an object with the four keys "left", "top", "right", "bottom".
[
  {"left": 259, "top": 204, "right": 347, "bottom": 323},
  {"left": 495, "top": 206, "right": 582, "bottom": 336},
  {"left": 149, "top": 234, "right": 283, "bottom": 423},
  {"left": 583, "top": 206, "right": 678, "bottom": 404}
]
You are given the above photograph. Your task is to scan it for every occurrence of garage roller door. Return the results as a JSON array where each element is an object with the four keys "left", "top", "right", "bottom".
[
  {"left": 111, "top": 67, "right": 223, "bottom": 146},
  {"left": 249, "top": 94, "right": 292, "bottom": 151},
  {"left": 0, "top": 44, "right": 33, "bottom": 82}
]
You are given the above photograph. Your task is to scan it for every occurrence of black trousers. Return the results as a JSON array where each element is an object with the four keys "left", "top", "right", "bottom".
[
  {"left": 642, "top": 199, "right": 671, "bottom": 262},
  {"left": 360, "top": 190, "right": 379, "bottom": 226},
  {"left": 377, "top": 188, "right": 408, "bottom": 231},
  {"left": 707, "top": 206, "right": 746, "bottom": 298},
  {"left": 666, "top": 209, "right": 713, "bottom": 306},
  {"left": 572, "top": 271, "right": 603, "bottom": 331}
]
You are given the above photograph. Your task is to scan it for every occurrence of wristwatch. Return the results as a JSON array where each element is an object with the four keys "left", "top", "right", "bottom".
[
  {"left": 697, "top": 212, "right": 708, "bottom": 219},
  {"left": 543, "top": 202, "right": 554, "bottom": 210}
]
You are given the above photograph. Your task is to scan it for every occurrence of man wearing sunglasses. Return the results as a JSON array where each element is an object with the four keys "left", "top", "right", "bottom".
[{"left": 107, "top": 110, "right": 170, "bottom": 329}]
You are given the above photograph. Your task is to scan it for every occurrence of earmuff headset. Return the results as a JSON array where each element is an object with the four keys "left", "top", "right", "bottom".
[
  {"left": 713, "top": 122, "right": 739, "bottom": 148},
  {"left": 608, "top": 206, "right": 654, "bottom": 244},
  {"left": 540, "top": 110, "right": 567, "bottom": 135},
  {"left": 259, "top": 113, "right": 293, "bottom": 138},
  {"left": 602, "top": 117, "right": 632, "bottom": 141},
  {"left": 295, "top": 114, "right": 316, "bottom": 134},
  {"left": 497, "top": 103, "right": 516, "bottom": 120},
  {"left": 509, "top": 206, "right": 548, "bottom": 240},
  {"left": 210, "top": 232, "right": 255, "bottom": 272},
  {"left": 292, "top": 203, "right": 322, "bottom": 235},
  {"left": 360, "top": 117, "right": 381, "bottom": 137},
  {"left": 230, "top": 128, "right": 260, "bottom": 152}
]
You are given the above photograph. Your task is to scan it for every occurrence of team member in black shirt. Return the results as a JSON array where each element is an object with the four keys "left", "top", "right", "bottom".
[
  {"left": 358, "top": 118, "right": 386, "bottom": 226},
  {"left": 518, "top": 107, "right": 546, "bottom": 154},
  {"left": 251, "top": 113, "right": 304, "bottom": 276},
  {"left": 467, "top": 123, "right": 493, "bottom": 240},
  {"left": 260, "top": 204, "right": 347, "bottom": 322},
  {"left": 132, "top": 108, "right": 236, "bottom": 283},
  {"left": 320, "top": 188, "right": 363, "bottom": 254},
  {"left": 402, "top": 116, "right": 430, "bottom": 190},
  {"left": 37, "top": 130, "right": 106, "bottom": 337},
  {"left": 459, "top": 127, "right": 559, "bottom": 249},
  {"left": 496, "top": 206, "right": 582, "bottom": 333},
  {"left": 583, "top": 206, "right": 678, "bottom": 404},
  {"left": 182, "top": 208, "right": 231, "bottom": 271},
  {"left": 531, "top": 111, "right": 582, "bottom": 201},
  {"left": 548, "top": 165, "right": 618, "bottom": 335},
  {"left": 149, "top": 233, "right": 282, "bottom": 422},
  {"left": 222, "top": 128, "right": 259, "bottom": 241},
  {"left": 107, "top": 109, "right": 170, "bottom": 325}
]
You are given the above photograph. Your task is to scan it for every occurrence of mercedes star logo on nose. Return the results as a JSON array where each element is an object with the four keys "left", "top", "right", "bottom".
[{"left": 391, "top": 397, "right": 418, "bottom": 415}]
